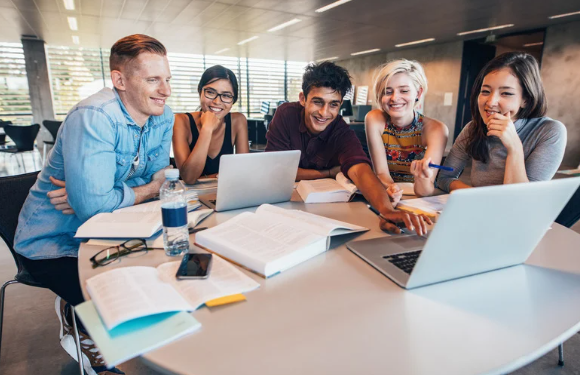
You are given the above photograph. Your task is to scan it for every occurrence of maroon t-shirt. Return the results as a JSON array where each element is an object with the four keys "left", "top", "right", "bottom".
[{"left": 265, "top": 102, "right": 371, "bottom": 179}]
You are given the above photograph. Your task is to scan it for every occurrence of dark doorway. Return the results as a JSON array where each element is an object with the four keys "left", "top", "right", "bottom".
[{"left": 453, "top": 41, "right": 496, "bottom": 141}]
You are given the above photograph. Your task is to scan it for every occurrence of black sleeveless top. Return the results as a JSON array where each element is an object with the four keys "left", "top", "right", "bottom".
[{"left": 186, "top": 112, "right": 233, "bottom": 176}]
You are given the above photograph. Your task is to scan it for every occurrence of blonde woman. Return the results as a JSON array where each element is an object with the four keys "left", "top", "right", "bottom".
[{"left": 365, "top": 59, "right": 448, "bottom": 198}]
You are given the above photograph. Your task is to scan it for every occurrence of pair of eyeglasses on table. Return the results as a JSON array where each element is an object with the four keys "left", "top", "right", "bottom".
[{"left": 89, "top": 228, "right": 208, "bottom": 268}]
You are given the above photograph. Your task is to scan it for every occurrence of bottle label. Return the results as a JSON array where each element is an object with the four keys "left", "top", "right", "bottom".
[{"left": 162, "top": 205, "right": 188, "bottom": 228}]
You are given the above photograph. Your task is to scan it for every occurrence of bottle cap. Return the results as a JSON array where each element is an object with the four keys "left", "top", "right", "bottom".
[{"left": 164, "top": 169, "right": 180, "bottom": 180}]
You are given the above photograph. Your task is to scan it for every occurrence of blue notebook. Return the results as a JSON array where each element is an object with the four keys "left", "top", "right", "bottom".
[{"left": 75, "top": 301, "right": 201, "bottom": 368}]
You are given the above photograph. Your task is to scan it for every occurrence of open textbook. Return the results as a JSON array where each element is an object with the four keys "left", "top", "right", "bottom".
[
  {"left": 75, "top": 199, "right": 213, "bottom": 239},
  {"left": 297, "top": 172, "right": 414, "bottom": 203},
  {"left": 195, "top": 204, "right": 368, "bottom": 278},
  {"left": 85, "top": 255, "right": 260, "bottom": 331}
]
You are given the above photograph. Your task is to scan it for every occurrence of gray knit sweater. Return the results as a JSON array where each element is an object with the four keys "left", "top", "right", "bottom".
[{"left": 437, "top": 117, "right": 567, "bottom": 193}]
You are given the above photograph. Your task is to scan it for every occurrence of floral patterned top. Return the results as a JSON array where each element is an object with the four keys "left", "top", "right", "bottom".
[{"left": 381, "top": 111, "right": 426, "bottom": 183}]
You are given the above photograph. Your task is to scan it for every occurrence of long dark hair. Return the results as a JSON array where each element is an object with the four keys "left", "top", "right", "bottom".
[
  {"left": 198, "top": 65, "right": 239, "bottom": 104},
  {"left": 466, "top": 52, "right": 547, "bottom": 163}
]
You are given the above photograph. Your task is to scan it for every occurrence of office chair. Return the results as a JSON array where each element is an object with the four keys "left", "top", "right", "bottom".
[
  {"left": 0, "top": 172, "right": 84, "bottom": 374},
  {"left": 41, "top": 120, "right": 63, "bottom": 164},
  {"left": 0, "top": 124, "right": 40, "bottom": 172},
  {"left": 0, "top": 120, "right": 12, "bottom": 145}
]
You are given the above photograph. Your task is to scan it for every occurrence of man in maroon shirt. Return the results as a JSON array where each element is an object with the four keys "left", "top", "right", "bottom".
[{"left": 266, "top": 61, "right": 431, "bottom": 235}]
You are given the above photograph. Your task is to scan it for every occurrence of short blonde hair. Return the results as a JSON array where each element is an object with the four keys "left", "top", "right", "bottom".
[{"left": 373, "top": 59, "right": 428, "bottom": 106}]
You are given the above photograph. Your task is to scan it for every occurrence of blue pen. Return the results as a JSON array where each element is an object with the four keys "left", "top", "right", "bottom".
[{"left": 428, "top": 163, "right": 454, "bottom": 172}]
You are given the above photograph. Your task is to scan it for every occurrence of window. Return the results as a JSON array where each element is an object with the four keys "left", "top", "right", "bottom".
[
  {"left": 165, "top": 53, "right": 204, "bottom": 114},
  {"left": 0, "top": 43, "right": 32, "bottom": 124},
  {"left": 45, "top": 44, "right": 307, "bottom": 121},
  {"left": 47, "top": 46, "right": 110, "bottom": 120}
]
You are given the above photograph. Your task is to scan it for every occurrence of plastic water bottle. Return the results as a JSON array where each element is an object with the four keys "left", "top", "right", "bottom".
[{"left": 160, "top": 169, "right": 190, "bottom": 256}]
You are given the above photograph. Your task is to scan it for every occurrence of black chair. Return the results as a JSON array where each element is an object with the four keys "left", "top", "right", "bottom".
[
  {"left": 0, "top": 120, "right": 12, "bottom": 145},
  {"left": 0, "top": 124, "right": 41, "bottom": 172},
  {"left": 0, "top": 172, "right": 84, "bottom": 373},
  {"left": 41, "top": 120, "right": 62, "bottom": 164}
]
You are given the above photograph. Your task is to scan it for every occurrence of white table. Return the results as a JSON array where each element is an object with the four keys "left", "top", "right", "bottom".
[{"left": 78, "top": 201, "right": 580, "bottom": 375}]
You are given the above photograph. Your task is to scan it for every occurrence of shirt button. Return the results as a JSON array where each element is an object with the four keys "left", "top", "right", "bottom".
[{"left": 135, "top": 135, "right": 138, "bottom": 138}]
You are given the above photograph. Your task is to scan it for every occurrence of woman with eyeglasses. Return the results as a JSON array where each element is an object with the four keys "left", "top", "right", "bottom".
[{"left": 173, "top": 65, "right": 249, "bottom": 184}]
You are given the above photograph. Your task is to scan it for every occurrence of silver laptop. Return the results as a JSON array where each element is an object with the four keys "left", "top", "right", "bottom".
[
  {"left": 200, "top": 150, "right": 300, "bottom": 212},
  {"left": 347, "top": 177, "right": 580, "bottom": 289}
]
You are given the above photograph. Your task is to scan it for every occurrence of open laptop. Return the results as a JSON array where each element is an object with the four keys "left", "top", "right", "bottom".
[
  {"left": 199, "top": 150, "right": 300, "bottom": 212},
  {"left": 347, "top": 177, "right": 580, "bottom": 289}
]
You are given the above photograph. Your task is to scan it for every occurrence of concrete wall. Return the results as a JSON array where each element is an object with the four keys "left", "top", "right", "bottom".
[
  {"left": 336, "top": 41, "right": 463, "bottom": 148},
  {"left": 21, "top": 38, "right": 55, "bottom": 151},
  {"left": 541, "top": 20, "right": 580, "bottom": 167}
]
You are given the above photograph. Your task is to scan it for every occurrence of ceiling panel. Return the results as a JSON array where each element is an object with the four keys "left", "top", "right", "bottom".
[{"left": 0, "top": 0, "right": 579, "bottom": 61}]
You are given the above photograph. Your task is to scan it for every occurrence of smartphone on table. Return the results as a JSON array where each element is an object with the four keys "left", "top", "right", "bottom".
[{"left": 176, "top": 253, "right": 213, "bottom": 279}]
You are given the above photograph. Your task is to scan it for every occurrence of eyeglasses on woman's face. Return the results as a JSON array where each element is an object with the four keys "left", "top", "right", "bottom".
[{"left": 203, "top": 88, "right": 234, "bottom": 104}]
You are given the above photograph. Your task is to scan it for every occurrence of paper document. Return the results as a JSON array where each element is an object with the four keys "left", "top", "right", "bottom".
[{"left": 397, "top": 194, "right": 449, "bottom": 216}]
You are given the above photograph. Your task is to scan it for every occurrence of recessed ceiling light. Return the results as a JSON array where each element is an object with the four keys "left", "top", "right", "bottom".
[
  {"left": 350, "top": 48, "right": 380, "bottom": 56},
  {"left": 549, "top": 10, "right": 580, "bottom": 19},
  {"left": 237, "top": 36, "right": 259, "bottom": 45},
  {"left": 214, "top": 48, "right": 230, "bottom": 54},
  {"left": 523, "top": 42, "right": 543, "bottom": 47},
  {"left": 315, "top": 0, "right": 352, "bottom": 13},
  {"left": 63, "top": 0, "right": 75, "bottom": 10},
  {"left": 395, "top": 38, "right": 435, "bottom": 47},
  {"left": 268, "top": 18, "right": 302, "bottom": 32},
  {"left": 67, "top": 16, "right": 78, "bottom": 31},
  {"left": 72, "top": 35, "right": 80, "bottom": 45},
  {"left": 316, "top": 56, "right": 339, "bottom": 62},
  {"left": 457, "top": 24, "right": 514, "bottom": 36}
]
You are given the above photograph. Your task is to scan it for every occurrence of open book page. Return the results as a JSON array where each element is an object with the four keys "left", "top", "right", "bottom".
[
  {"left": 75, "top": 212, "right": 162, "bottom": 239},
  {"left": 256, "top": 204, "right": 368, "bottom": 237},
  {"left": 86, "top": 209, "right": 213, "bottom": 247},
  {"left": 156, "top": 256, "right": 260, "bottom": 309},
  {"left": 335, "top": 172, "right": 359, "bottom": 195},
  {"left": 86, "top": 266, "right": 191, "bottom": 330},
  {"left": 195, "top": 211, "right": 325, "bottom": 277},
  {"left": 296, "top": 178, "right": 353, "bottom": 203},
  {"left": 397, "top": 194, "right": 449, "bottom": 215}
]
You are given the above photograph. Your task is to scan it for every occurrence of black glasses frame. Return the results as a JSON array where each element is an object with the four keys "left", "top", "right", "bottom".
[
  {"left": 203, "top": 88, "right": 234, "bottom": 104},
  {"left": 89, "top": 239, "right": 163, "bottom": 268}
]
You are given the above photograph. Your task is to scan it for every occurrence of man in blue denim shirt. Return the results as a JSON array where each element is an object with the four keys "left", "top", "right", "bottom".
[{"left": 14, "top": 34, "right": 173, "bottom": 374}]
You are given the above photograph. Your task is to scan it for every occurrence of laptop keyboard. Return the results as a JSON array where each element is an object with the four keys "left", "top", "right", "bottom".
[{"left": 383, "top": 250, "right": 422, "bottom": 274}]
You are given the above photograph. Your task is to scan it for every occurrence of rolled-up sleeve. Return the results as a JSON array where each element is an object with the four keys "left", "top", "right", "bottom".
[
  {"left": 62, "top": 107, "right": 135, "bottom": 222},
  {"left": 436, "top": 123, "right": 472, "bottom": 193},
  {"left": 335, "top": 127, "right": 371, "bottom": 179}
]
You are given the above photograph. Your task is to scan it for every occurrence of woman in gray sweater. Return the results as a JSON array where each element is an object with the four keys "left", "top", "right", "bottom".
[{"left": 437, "top": 52, "right": 566, "bottom": 193}]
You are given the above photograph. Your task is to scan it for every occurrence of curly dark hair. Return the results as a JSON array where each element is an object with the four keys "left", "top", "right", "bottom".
[
  {"left": 466, "top": 52, "right": 547, "bottom": 163},
  {"left": 302, "top": 61, "right": 352, "bottom": 99}
]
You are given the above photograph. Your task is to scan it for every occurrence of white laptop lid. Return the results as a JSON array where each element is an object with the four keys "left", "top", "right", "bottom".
[
  {"left": 406, "top": 177, "right": 580, "bottom": 288},
  {"left": 214, "top": 150, "right": 300, "bottom": 211}
]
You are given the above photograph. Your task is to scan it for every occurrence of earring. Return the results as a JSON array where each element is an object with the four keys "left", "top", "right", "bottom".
[{"left": 415, "top": 98, "right": 419, "bottom": 102}]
